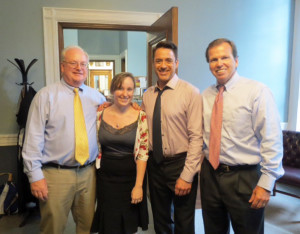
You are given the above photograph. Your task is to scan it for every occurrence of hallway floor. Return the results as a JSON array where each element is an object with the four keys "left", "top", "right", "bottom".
[{"left": 0, "top": 183, "right": 299, "bottom": 233}]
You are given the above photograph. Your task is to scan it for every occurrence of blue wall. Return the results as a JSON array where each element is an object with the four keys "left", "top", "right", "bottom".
[
  {"left": 64, "top": 29, "right": 147, "bottom": 77},
  {"left": 119, "top": 31, "right": 128, "bottom": 55},
  {"left": 0, "top": 0, "right": 295, "bottom": 135},
  {"left": 64, "top": 29, "right": 79, "bottom": 47},
  {"left": 78, "top": 30, "right": 120, "bottom": 55},
  {"left": 178, "top": 0, "right": 294, "bottom": 122},
  {"left": 127, "top": 32, "right": 147, "bottom": 77}
]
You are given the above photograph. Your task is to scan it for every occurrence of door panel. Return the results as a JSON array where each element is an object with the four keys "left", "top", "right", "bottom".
[
  {"left": 89, "top": 70, "right": 112, "bottom": 95},
  {"left": 147, "top": 7, "right": 178, "bottom": 87}
]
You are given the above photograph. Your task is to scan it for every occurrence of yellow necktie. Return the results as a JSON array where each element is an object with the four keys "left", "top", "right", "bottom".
[{"left": 74, "top": 88, "right": 89, "bottom": 165}]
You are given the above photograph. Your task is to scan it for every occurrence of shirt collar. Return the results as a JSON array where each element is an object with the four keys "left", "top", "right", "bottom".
[
  {"left": 224, "top": 71, "right": 240, "bottom": 92},
  {"left": 213, "top": 71, "right": 240, "bottom": 92},
  {"left": 155, "top": 74, "right": 179, "bottom": 92},
  {"left": 60, "top": 78, "right": 86, "bottom": 94}
]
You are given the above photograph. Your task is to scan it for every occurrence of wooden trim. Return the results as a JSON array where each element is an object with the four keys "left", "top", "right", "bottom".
[
  {"left": 58, "top": 23, "right": 64, "bottom": 77},
  {"left": 147, "top": 7, "right": 178, "bottom": 86},
  {"left": 89, "top": 70, "right": 112, "bottom": 91},
  {"left": 89, "top": 59, "right": 115, "bottom": 77},
  {"left": 171, "top": 7, "right": 178, "bottom": 46},
  {"left": 59, "top": 22, "right": 151, "bottom": 31}
]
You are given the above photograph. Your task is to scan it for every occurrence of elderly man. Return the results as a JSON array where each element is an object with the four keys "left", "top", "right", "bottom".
[
  {"left": 22, "top": 46, "right": 106, "bottom": 234},
  {"left": 201, "top": 38, "right": 284, "bottom": 234}
]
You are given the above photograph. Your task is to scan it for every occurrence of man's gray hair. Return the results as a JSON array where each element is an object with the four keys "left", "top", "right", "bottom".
[{"left": 61, "top": 45, "right": 89, "bottom": 62}]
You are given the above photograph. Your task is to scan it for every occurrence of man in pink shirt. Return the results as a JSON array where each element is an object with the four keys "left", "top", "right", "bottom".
[{"left": 142, "top": 41, "right": 203, "bottom": 233}]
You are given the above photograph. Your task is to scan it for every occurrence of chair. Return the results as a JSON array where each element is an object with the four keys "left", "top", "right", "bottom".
[{"left": 273, "top": 130, "right": 300, "bottom": 198}]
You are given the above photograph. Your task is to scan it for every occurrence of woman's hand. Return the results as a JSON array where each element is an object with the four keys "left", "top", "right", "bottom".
[{"left": 131, "top": 185, "right": 143, "bottom": 204}]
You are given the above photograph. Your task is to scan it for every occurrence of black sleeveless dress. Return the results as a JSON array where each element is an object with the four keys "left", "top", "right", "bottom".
[{"left": 90, "top": 117, "right": 148, "bottom": 234}]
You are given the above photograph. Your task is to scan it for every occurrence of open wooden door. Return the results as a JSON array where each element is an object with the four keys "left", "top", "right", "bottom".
[{"left": 147, "top": 7, "right": 178, "bottom": 87}]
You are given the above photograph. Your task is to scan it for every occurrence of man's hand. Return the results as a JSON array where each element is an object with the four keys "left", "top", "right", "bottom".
[
  {"left": 131, "top": 102, "right": 141, "bottom": 110},
  {"left": 30, "top": 178, "right": 48, "bottom": 202},
  {"left": 97, "top": 102, "right": 140, "bottom": 111},
  {"left": 249, "top": 186, "right": 270, "bottom": 209},
  {"left": 175, "top": 178, "right": 192, "bottom": 196},
  {"left": 97, "top": 101, "right": 112, "bottom": 111}
]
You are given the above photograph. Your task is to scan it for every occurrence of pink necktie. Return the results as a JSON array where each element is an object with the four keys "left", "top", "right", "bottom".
[{"left": 209, "top": 85, "right": 225, "bottom": 169}]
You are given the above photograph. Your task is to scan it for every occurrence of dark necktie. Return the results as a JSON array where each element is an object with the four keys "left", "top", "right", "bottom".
[
  {"left": 152, "top": 87, "right": 167, "bottom": 164},
  {"left": 209, "top": 85, "right": 225, "bottom": 169}
]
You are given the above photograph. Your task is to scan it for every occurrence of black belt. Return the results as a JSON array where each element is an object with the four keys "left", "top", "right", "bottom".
[
  {"left": 42, "top": 161, "right": 94, "bottom": 169},
  {"left": 216, "top": 163, "right": 258, "bottom": 173},
  {"left": 149, "top": 151, "right": 187, "bottom": 161}
]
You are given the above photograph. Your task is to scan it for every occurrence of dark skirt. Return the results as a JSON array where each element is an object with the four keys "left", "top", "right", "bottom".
[{"left": 91, "top": 153, "right": 148, "bottom": 234}]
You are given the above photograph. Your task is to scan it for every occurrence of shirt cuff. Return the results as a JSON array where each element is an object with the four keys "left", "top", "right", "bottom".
[
  {"left": 257, "top": 173, "right": 276, "bottom": 192},
  {"left": 180, "top": 169, "right": 195, "bottom": 183},
  {"left": 28, "top": 169, "right": 45, "bottom": 183}
]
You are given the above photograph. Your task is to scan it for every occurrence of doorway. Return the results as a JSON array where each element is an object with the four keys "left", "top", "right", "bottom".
[
  {"left": 121, "top": 58, "right": 126, "bottom": 72},
  {"left": 87, "top": 60, "right": 114, "bottom": 96},
  {"left": 43, "top": 7, "right": 178, "bottom": 88},
  {"left": 63, "top": 29, "right": 147, "bottom": 94}
]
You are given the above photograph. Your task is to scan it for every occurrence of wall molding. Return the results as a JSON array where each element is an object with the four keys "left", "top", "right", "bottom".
[
  {"left": 0, "top": 134, "right": 18, "bottom": 147},
  {"left": 287, "top": 0, "right": 300, "bottom": 131},
  {"left": 43, "top": 7, "right": 161, "bottom": 86}
]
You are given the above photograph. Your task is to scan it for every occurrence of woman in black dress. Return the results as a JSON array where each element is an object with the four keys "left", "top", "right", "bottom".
[{"left": 91, "top": 72, "right": 149, "bottom": 234}]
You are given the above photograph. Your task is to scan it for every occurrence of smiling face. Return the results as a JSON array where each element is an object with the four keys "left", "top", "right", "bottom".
[
  {"left": 208, "top": 42, "right": 238, "bottom": 85},
  {"left": 113, "top": 77, "right": 135, "bottom": 108},
  {"left": 154, "top": 48, "right": 179, "bottom": 89},
  {"left": 60, "top": 47, "right": 88, "bottom": 87}
]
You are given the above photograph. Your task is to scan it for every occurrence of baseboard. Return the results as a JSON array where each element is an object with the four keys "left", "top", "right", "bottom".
[{"left": 0, "top": 134, "right": 18, "bottom": 147}]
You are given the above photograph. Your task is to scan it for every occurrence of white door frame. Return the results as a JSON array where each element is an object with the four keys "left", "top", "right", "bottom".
[{"left": 43, "top": 7, "right": 161, "bottom": 85}]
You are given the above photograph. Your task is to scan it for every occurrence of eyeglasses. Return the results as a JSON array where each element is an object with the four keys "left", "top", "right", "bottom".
[{"left": 63, "top": 61, "right": 88, "bottom": 68}]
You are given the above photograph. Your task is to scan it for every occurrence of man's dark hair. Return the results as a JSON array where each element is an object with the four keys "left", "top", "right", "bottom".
[
  {"left": 205, "top": 38, "right": 238, "bottom": 62},
  {"left": 153, "top": 41, "right": 178, "bottom": 60}
]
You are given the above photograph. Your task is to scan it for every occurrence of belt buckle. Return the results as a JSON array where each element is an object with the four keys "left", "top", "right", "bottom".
[
  {"left": 223, "top": 165, "right": 230, "bottom": 172},
  {"left": 218, "top": 164, "right": 230, "bottom": 173}
]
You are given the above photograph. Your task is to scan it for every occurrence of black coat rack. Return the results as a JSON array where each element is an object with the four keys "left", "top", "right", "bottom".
[{"left": 8, "top": 58, "right": 38, "bottom": 227}]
